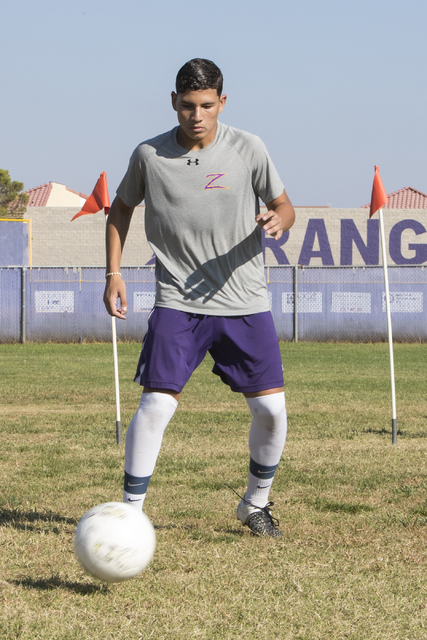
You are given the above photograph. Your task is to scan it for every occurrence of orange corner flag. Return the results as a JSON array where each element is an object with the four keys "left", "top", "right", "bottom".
[
  {"left": 369, "top": 165, "right": 388, "bottom": 218},
  {"left": 71, "top": 172, "right": 110, "bottom": 221}
]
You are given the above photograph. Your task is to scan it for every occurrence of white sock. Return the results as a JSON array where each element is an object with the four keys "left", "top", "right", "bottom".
[
  {"left": 123, "top": 392, "right": 178, "bottom": 509},
  {"left": 244, "top": 392, "right": 287, "bottom": 508}
]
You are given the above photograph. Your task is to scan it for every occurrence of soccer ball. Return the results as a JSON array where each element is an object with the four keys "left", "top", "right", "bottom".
[{"left": 74, "top": 502, "right": 156, "bottom": 583}]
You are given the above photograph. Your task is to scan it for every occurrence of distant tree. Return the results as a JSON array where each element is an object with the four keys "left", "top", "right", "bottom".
[{"left": 0, "top": 169, "right": 29, "bottom": 218}]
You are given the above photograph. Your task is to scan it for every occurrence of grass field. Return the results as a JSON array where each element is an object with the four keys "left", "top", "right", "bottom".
[{"left": 0, "top": 341, "right": 426, "bottom": 639}]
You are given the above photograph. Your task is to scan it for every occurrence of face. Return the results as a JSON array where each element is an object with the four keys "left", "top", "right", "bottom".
[{"left": 171, "top": 89, "right": 227, "bottom": 150}]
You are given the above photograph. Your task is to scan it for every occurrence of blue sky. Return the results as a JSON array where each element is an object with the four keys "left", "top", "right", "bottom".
[{"left": 1, "top": 0, "right": 426, "bottom": 207}]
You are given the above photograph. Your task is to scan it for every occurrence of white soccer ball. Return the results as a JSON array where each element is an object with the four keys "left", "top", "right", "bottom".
[{"left": 74, "top": 502, "right": 156, "bottom": 583}]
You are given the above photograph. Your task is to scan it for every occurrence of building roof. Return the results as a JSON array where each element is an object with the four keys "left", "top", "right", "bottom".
[
  {"left": 25, "top": 182, "right": 89, "bottom": 207},
  {"left": 361, "top": 186, "right": 427, "bottom": 209},
  {"left": 25, "top": 183, "right": 53, "bottom": 207}
]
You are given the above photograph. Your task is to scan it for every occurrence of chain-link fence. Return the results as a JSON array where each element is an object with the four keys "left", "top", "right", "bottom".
[
  {"left": 268, "top": 265, "right": 426, "bottom": 342},
  {"left": 1, "top": 265, "right": 426, "bottom": 343}
]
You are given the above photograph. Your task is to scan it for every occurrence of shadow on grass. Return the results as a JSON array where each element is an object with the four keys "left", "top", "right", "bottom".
[
  {"left": 0, "top": 507, "right": 77, "bottom": 532},
  {"left": 312, "top": 497, "right": 374, "bottom": 514},
  {"left": 219, "top": 526, "right": 246, "bottom": 536},
  {"left": 10, "top": 575, "right": 108, "bottom": 594},
  {"left": 363, "top": 427, "right": 426, "bottom": 439},
  {"left": 154, "top": 521, "right": 246, "bottom": 541},
  {"left": 363, "top": 427, "right": 391, "bottom": 436}
]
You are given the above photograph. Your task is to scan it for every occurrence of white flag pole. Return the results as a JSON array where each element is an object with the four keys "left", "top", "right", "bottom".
[
  {"left": 378, "top": 207, "right": 397, "bottom": 444},
  {"left": 111, "top": 314, "right": 122, "bottom": 444},
  {"left": 72, "top": 173, "right": 119, "bottom": 443},
  {"left": 105, "top": 209, "right": 121, "bottom": 445}
]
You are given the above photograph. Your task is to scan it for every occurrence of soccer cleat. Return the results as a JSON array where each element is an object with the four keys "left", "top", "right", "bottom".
[{"left": 236, "top": 498, "right": 283, "bottom": 537}]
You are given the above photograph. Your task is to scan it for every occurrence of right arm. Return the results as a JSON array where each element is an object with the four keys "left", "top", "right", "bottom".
[{"left": 103, "top": 196, "right": 135, "bottom": 319}]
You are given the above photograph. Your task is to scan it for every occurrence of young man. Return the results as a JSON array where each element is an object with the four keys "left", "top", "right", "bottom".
[{"left": 104, "top": 59, "right": 295, "bottom": 537}]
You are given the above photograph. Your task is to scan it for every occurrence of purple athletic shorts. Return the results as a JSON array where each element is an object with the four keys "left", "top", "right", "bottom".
[{"left": 134, "top": 307, "right": 284, "bottom": 394}]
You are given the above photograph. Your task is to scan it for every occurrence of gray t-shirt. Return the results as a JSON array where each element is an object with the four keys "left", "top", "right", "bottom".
[{"left": 117, "top": 121, "right": 284, "bottom": 315}]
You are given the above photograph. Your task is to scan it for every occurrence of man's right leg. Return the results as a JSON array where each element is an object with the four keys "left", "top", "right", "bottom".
[
  {"left": 123, "top": 307, "right": 211, "bottom": 511},
  {"left": 123, "top": 390, "right": 178, "bottom": 510}
]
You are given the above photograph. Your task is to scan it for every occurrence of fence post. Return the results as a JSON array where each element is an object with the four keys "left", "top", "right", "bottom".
[
  {"left": 293, "top": 265, "right": 298, "bottom": 343},
  {"left": 21, "top": 266, "right": 26, "bottom": 344}
]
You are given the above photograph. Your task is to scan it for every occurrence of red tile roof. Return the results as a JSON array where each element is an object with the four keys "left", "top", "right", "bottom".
[
  {"left": 25, "top": 182, "right": 89, "bottom": 206},
  {"left": 25, "top": 183, "right": 53, "bottom": 207},
  {"left": 361, "top": 186, "right": 427, "bottom": 209}
]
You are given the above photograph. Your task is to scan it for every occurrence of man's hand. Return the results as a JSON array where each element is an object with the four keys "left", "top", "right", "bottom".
[
  {"left": 256, "top": 189, "right": 295, "bottom": 241},
  {"left": 103, "top": 274, "right": 128, "bottom": 319}
]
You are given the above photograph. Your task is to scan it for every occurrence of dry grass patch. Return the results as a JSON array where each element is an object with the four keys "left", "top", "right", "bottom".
[{"left": 0, "top": 342, "right": 426, "bottom": 639}]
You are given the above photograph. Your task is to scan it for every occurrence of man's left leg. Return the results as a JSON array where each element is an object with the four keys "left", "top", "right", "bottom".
[
  {"left": 209, "top": 312, "right": 286, "bottom": 537},
  {"left": 236, "top": 388, "right": 287, "bottom": 537},
  {"left": 244, "top": 388, "right": 288, "bottom": 507}
]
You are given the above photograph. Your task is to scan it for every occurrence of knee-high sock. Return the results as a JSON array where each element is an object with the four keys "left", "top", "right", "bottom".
[
  {"left": 244, "top": 392, "right": 287, "bottom": 508},
  {"left": 123, "top": 392, "right": 178, "bottom": 509}
]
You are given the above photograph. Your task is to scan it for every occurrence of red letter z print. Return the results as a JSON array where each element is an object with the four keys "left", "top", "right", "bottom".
[{"left": 204, "top": 173, "right": 229, "bottom": 190}]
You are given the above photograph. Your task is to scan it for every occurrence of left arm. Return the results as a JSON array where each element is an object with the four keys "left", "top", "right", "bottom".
[{"left": 256, "top": 189, "right": 295, "bottom": 241}]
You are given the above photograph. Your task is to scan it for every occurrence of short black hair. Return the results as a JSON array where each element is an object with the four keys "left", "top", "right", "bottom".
[{"left": 175, "top": 59, "right": 223, "bottom": 96}]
